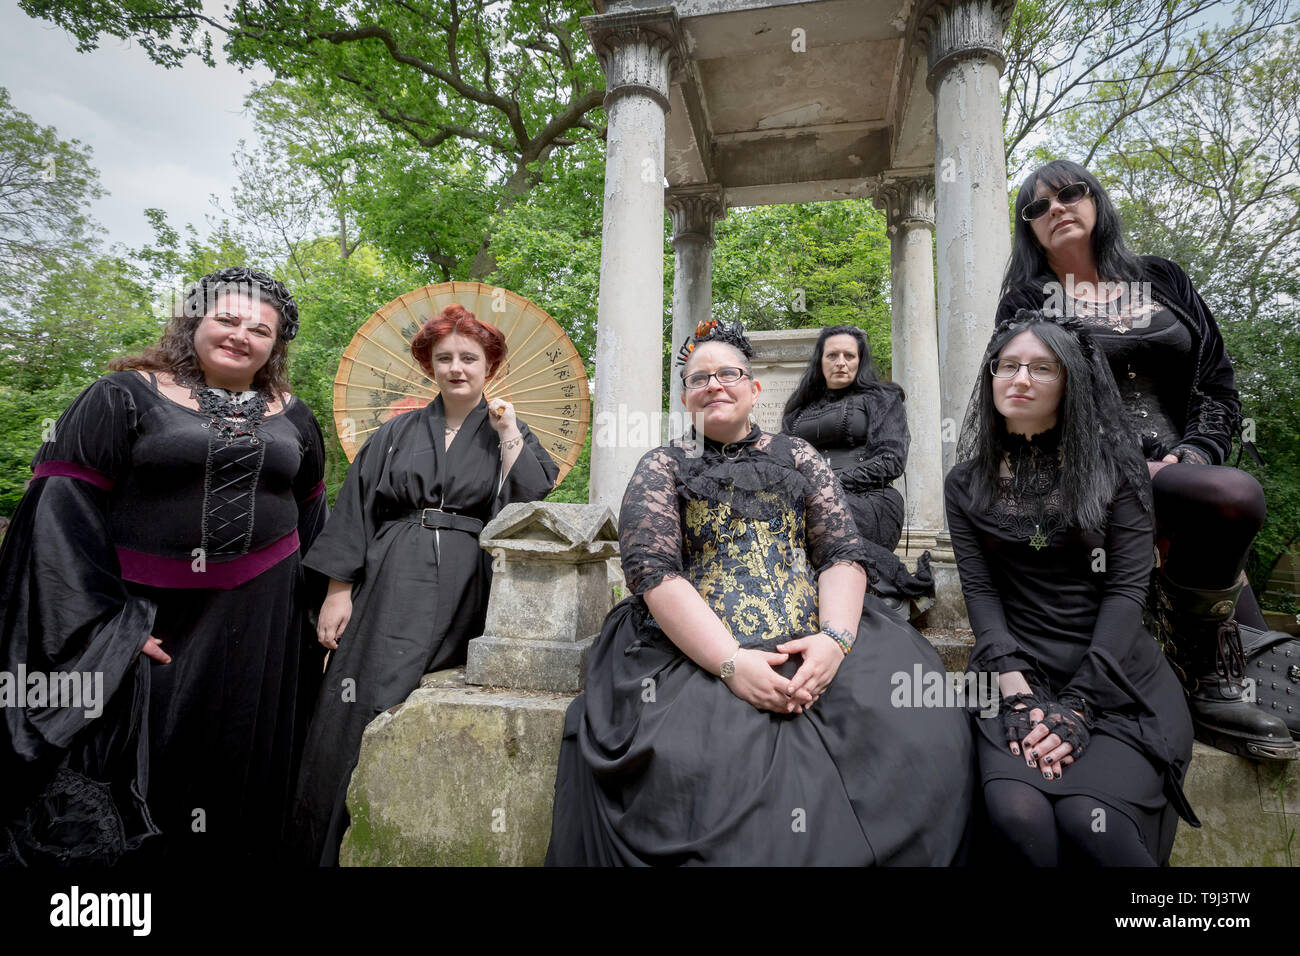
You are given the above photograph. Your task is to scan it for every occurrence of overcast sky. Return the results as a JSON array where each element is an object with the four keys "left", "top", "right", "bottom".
[{"left": 0, "top": 2, "right": 270, "bottom": 254}]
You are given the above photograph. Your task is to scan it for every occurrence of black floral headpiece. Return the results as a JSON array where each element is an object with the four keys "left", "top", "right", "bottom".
[
  {"left": 675, "top": 318, "right": 755, "bottom": 366},
  {"left": 994, "top": 308, "right": 1096, "bottom": 362},
  {"left": 183, "top": 267, "right": 300, "bottom": 341}
]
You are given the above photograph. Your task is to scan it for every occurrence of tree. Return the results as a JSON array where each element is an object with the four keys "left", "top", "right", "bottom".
[
  {"left": 20, "top": 0, "right": 608, "bottom": 280},
  {"left": 0, "top": 86, "right": 103, "bottom": 302},
  {"left": 711, "top": 201, "right": 893, "bottom": 366},
  {"left": 1019, "top": 21, "right": 1300, "bottom": 604},
  {"left": 1002, "top": 0, "right": 1295, "bottom": 177}
]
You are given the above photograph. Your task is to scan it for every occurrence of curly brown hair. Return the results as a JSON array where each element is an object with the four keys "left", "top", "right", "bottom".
[{"left": 109, "top": 269, "right": 295, "bottom": 396}]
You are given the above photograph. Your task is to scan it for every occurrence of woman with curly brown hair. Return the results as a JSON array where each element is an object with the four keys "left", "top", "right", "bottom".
[
  {"left": 0, "top": 268, "right": 330, "bottom": 865},
  {"left": 291, "top": 303, "right": 559, "bottom": 866}
]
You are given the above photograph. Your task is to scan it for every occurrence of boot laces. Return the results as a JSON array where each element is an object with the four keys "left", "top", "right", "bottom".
[{"left": 1214, "top": 620, "right": 1246, "bottom": 681}]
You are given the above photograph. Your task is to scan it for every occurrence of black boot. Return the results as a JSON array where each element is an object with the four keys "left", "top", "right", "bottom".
[{"left": 1153, "top": 572, "right": 1297, "bottom": 761}]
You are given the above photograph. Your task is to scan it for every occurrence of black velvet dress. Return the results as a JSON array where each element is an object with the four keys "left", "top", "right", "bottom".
[
  {"left": 944, "top": 427, "right": 1198, "bottom": 865},
  {"left": 0, "top": 370, "right": 329, "bottom": 865},
  {"left": 996, "top": 257, "right": 1241, "bottom": 465},
  {"left": 291, "top": 394, "right": 559, "bottom": 866},
  {"left": 784, "top": 384, "right": 932, "bottom": 600},
  {"left": 545, "top": 428, "right": 973, "bottom": 866}
]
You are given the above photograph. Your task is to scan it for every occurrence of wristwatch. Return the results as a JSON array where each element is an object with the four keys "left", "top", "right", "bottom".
[{"left": 719, "top": 645, "right": 741, "bottom": 679}]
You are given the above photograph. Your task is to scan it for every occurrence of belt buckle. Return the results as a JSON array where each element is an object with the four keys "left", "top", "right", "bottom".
[{"left": 420, "top": 507, "right": 443, "bottom": 529}]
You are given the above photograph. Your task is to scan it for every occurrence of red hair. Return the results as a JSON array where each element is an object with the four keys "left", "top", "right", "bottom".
[{"left": 410, "top": 304, "right": 508, "bottom": 378}]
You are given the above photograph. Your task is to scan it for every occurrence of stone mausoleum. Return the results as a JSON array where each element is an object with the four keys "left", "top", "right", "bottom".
[{"left": 340, "top": 0, "right": 1299, "bottom": 866}]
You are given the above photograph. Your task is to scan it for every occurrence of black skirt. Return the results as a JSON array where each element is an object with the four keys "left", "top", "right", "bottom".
[{"left": 545, "top": 595, "right": 975, "bottom": 866}]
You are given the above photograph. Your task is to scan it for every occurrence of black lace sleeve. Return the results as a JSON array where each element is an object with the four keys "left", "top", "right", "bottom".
[
  {"left": 618, "top": 446, "right": 685, "bottom": 595},
  {"left": 789, "top": 436, "right": 869, "bottom": 574}
]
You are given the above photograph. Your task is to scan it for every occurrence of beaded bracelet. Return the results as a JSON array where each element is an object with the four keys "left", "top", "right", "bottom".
[{"left": 823, "top": 624, "right": 854, "bottom": 655}]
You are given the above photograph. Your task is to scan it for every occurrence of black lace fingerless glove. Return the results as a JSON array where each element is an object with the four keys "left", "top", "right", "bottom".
[
  {"left": 999, "top": 692, "right": 1043, "bottom": 745},
  {"left": 1040, "top": 696, "right": 1092, "bottom": 759}
]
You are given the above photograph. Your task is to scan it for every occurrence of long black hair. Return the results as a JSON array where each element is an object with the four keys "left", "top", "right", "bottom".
[
  {"left": 956, "top": 309, "right": 1150, "bottom": 531},
  {"left": 1002, "top": 159, "right": 1144, "bottom": 297},
  {"left": 781, "top": 324, "right": 900, "bottom": 431}
]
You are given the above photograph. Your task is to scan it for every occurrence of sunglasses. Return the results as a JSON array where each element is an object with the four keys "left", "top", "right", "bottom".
[{"left": 1021, "top": 182, "right": 1090, "bottom": 221}]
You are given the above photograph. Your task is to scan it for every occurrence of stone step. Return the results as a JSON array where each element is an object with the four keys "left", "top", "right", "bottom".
[{"left": 341, "top": 661, "right": 1300, "bottom": 866}]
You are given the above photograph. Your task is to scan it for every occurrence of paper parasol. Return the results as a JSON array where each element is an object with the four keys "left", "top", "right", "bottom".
[{"left": 332, "top": 281, "right": 590, "bottom": 486}]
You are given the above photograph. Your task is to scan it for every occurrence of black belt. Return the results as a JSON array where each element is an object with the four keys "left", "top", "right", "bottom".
[{"left": 391, "top": 508, "right": 484, "bottom": 535}]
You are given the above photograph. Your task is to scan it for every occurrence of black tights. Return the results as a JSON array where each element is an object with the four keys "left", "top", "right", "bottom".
[
  {"left": 983, "top": 780, "right": 1156, "bottom": 867},
  {"left": 1152, "top": 462, "right": 1267, "bottom": 628}
]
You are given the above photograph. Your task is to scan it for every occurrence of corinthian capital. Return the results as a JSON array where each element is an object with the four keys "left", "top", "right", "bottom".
[{"left": 583, "top": 9, "right": 686, "bottom": 113}]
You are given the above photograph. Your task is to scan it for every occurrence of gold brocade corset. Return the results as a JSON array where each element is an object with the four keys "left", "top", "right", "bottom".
[{"left": 682, "top": 491, "right": 820, "bottom": 647}]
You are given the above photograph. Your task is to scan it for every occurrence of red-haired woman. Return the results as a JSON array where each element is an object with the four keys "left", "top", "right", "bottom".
[{"left": 291, "top": 304, "right": 559, "bottom": 865}]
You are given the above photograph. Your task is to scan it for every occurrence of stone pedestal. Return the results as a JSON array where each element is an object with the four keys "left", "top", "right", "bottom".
[
  {"left": 466, "top": 502, "right": 619, "bottom": 693},
  {"left": 340, "top": 503, "right": 618, "bottom": 866},
  {"left": 339, "top": 668, "right": 570, "bottom": 867}
]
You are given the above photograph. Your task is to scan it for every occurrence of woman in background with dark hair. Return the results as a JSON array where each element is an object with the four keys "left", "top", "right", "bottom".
[
  {"left": 0, "top": 267, "right": 328, "bottom": 865},
  {"left": 946, "top": 309, "right": 1198, "bottom": 866},
  {"left": 997, "top": 159, "right": 1295, "bottom": 760},
  {"left": 292, "top": 303, "right": 558, "bottom": 866},
  {"left": 781, "top": 325, "right": 932, "bottom": 613}
]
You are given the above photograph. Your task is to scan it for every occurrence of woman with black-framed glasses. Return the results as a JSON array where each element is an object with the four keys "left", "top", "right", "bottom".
[
  {"left": 946, "top": 309, "right": 1199, "bottom": 866},
  {"left": 998, "top": 159, "right": 1296, "bottom": 760},
  {"left": 545, "top": 319, "right": 973, "bottom": 866}
]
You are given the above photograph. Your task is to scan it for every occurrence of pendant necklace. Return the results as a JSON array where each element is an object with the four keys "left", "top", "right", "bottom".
[{"left": 179, "top": 373, "right": 268, "bottom": 444}]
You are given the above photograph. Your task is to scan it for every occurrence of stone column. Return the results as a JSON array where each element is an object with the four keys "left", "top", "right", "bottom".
[
  {"left": 665, "top": 184, "right": 725, "bottom": 434},
  {"left": 919, "top": 0, "right": 1013, "bottom": 476},
  {"left": 583, "top": 11, "right": 684, "bottom": 512},
  {"left": 875, "top": 176, "right": 943, "bottom": 533}
]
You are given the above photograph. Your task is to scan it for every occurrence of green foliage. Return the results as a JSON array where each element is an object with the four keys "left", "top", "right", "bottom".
[
  {"left": 547, "top": 429, "right": 591, "bottom": 505},
  {"left": 20, "top": 0, "right": 608, "bottom": 279},
  {"left": 285, "top": 240, "right": 424, "bottom": 500},
  {"left": 1017, "top": 18, "right": 1300, "bottom": 605},
  {"left": 0, "top": 86, "right": 103, "bottom": 301},
  {"left": 711, "top": 200, "right": 893, "bottom": 368},
  {"left": 488, "top": 137, "right": 604, "bottom": 365}
]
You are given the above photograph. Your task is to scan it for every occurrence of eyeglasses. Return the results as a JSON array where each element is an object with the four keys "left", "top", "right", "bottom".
[
  {"left": 1021, "top": 182, "right": 1090, "bottom": 221},
  {"left": 683, "top": 367, "right": 749, "bottom": 389},
  {"left": 989, "top": 359, "right": 1062, "bottom": 383}
]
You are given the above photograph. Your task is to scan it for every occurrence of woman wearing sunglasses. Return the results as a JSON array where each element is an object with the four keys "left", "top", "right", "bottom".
[{"left": 997, "top": 159, "right": 1295, "bottom": 760}]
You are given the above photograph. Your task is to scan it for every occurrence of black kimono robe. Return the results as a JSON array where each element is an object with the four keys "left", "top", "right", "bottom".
[{"left": 291, "top": 394, "right": 559, "bottom": 865}]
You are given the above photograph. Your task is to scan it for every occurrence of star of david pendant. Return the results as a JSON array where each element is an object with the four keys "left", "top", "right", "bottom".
[{"left": 1029, "top": 525, "right": 1048, "bottom": 550}]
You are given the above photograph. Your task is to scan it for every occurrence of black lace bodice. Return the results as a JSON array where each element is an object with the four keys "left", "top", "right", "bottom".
[
  {"left": 992, "top": 425, "right": 1067, "bottom": 550},
  {"left": 618, "top": 429, "right": 869, "bottom": 644}
]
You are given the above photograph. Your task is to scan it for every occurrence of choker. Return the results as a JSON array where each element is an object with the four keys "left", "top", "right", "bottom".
[
  {"left": 177, "top": 372, "right": 269, "bottom": 444},
  {"left": 691, "top": 423, "right": 762, "bottom": 461}
]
